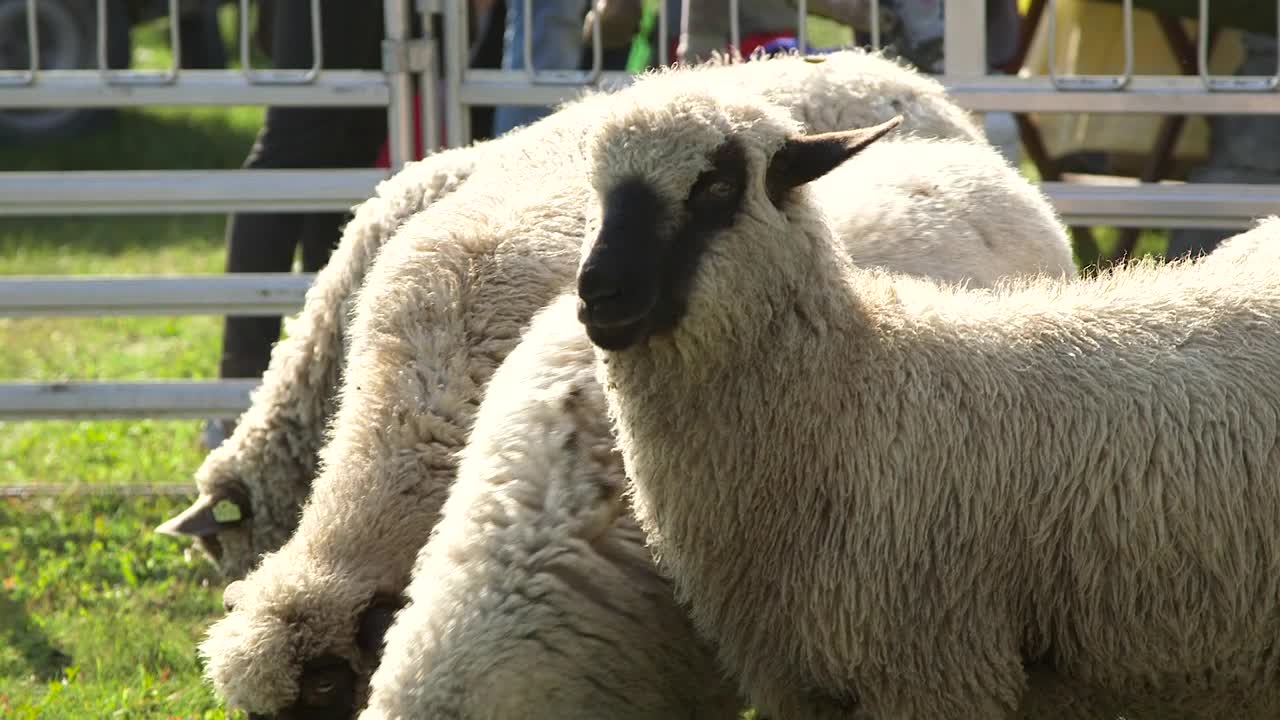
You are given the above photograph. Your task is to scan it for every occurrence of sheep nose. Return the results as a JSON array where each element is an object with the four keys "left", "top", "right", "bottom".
[{"left": 577, "top": 262, "right": 622, "bottom": 306}]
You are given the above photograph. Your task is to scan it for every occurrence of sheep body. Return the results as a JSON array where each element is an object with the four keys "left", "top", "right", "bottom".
[
  {"left": 199, "top": 50, "right": 1000, "bottom": 718},
  {"left": 159, "top": 142, "right": 486, "bottom": 580},
  {"left": 357, "top": 132, "right": 1075, "bottom": 720},
  {"left": 577, "top": 88, "right": 1280, "bottom": 719}
]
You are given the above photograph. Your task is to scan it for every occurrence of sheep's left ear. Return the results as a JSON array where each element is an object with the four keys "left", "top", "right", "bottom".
[{"left": 766, "top": 115, "right": 903, "bottom": 203}]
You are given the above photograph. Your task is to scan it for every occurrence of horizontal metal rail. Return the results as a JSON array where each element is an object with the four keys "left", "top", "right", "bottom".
[
  {"left": 0, "top": 70, "right": 390, "bottom": 107},
  {"left": 0, "top": 169, "right": 386, "bottom": 215},
  {"left": 1041, "top": 181, "right": 1278, "bottom": 229},
  {"left": 0, "top": 275, "right": 314, "bottom": 317},
  {"left": 0, "top": 380, "right": 259, "bottom": 420},
  {"left": 453, "top": 68, "right": 1280, "bottom": 116}
]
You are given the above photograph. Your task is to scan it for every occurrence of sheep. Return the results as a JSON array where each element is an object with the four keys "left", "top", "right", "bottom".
[
  {"left": 197, "top": 49, "right": 1005, "bottom": 720},
  {"left": 573, "top": 82, "right": 1280, "bottom": 719},
  {"left": 156, "top": 142, "right": 486, "bottom": 582},
  {"left": 158, "top": 47, "right": 986, "bottom": 588},
  {"left": 356, "top": 135, "right": 1076, "bottom": 720}
]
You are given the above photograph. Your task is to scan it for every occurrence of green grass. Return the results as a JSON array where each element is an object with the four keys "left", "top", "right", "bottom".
[{"left": 0, "top": 494, "right": 241, "bottom": 719}]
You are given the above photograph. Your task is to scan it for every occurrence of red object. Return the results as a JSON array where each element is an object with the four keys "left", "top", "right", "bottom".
[{"left": 375, "top": 91, "right": 433, "bottom": 168}]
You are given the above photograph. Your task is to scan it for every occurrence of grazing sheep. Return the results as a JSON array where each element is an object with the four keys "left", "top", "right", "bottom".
[
  {"left": 357, "top": 135, "right": 1075, "bottom": 720},
  {"left": 156, "top": 142, "right": 485, "bottom": 581},
  {"left": 159, "top": 47, "right": 986, "bottom": 588},
  {"left": 198, "top": 50, "right": 1002, "bottom": 720},
  {"left": 575, "top": 84, "right": 1280, "bottom": 719}
]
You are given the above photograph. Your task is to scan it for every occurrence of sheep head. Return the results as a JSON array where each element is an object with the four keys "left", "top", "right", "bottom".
[
  {"left": 201, "top": 554, "right": 405, "bottom": 720},
  {"left": 156, "top": 481, "right": 253, "bottom": 569},
  {"left": 575, "top": 86, "right": 900, "bottom": 352}
]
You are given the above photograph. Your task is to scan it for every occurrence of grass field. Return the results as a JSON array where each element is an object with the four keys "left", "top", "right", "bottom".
[{"left": 0, "top": 8, "right": 1173, "bottom": 720}]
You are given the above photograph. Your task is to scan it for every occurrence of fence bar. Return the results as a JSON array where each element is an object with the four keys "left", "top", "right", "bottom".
[
  {"left": 0, "top": 275, "right": 314, "bottom": 317},
  {"left": 442, "top": 0, "right": 468, "bottom": 147},
  {"left": 521, "top": 0, "right": 603, "bottom": 85},
  {"left": 0, "top": 381, "right": 260, "bottom": 420},
  {"left": 657, "top": 0, "right": 668, "bottom": 65},
  {"left": 1041, "top": 180, "right": 1280, "bottom": 229},
  {"left": 0, "top": 0, "right": 37, "bottom": 86},
  {"left": 944, "top": 0, "right": 986, "bottom": 75},
  {"left": 1047, "top": 0, "right": 1133, "bottom": 90},
  {"left": 796, "top": 0, "right": 807, "bottom": 54},
  {"left": 239, "top": 0, "right": 324, "bottom": 84},
  {"left": 0, "top": 70, "right": 389, "bottom": 107},
  {"left": 383, "top": 0, "right": 415, "bottom": 168},
  {"left": 0, "top": 169, "right": 385, "bottom": 215},
  {"left": 729, "top": 0, "right": 740, "bottom": 55},
  {"left": 422, "top": 1, "right": 442, "bottom": 156},
  {"left": 869, "top": 0, "right": 880, "bottom": 51},
  {"left": 453, "top": 68, "right": 1280, "bottom": 115},
  {"left": 99, "top": 0, "right": 181, "bottom": 85},
  {"left": 1197, "top": 0, "right": 1280, "bottom": 92}
]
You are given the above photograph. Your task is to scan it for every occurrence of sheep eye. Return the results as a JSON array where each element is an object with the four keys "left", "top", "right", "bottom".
[{"left": 707, "top": 179, "right": 734, "bottom": 197}]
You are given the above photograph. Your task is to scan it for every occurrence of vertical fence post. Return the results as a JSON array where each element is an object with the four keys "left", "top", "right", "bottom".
[
  {"left": 944, "top": 0, "right": 986, "bottom": 77},
  {"left": 442, "top": 0, "right": 470, "bottom": 147},
  {"left": 384, "top": 0, "right": 416, "bottom": 168}
]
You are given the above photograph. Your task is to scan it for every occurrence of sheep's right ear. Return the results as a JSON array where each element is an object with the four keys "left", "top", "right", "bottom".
[{"left": 766, "top": 115, "right": 903, "bottom": 203}]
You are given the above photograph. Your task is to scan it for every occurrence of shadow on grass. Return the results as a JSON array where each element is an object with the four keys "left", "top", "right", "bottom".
[{"left": 0, "top": 592, "right": 72, "bottom": 682}]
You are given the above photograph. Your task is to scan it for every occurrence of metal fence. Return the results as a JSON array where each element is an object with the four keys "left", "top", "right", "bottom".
[{"left": 2, "top": 0, "right": 1280, "bottom": 422}]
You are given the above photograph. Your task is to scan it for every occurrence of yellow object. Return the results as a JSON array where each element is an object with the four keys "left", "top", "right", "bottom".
[{"left": 1021, "top": 0, "right": 1245, "bottom": 176}]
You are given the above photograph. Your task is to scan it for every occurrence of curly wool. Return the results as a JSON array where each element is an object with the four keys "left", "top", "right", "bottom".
[
  {"left": 358, "top": 134, "right": 1074, "bottom": 718},
  {"left": 582, "top": 86, "right": 1280, "bottom": 719}
]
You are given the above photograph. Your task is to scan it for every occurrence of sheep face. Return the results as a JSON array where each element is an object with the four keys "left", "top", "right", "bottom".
[
  {"left": 200, "top": 558, "right": 404, "bottom": 720},
  {"left": 161, "top": 436, "right": 308, "bottom": 581},
  {"left": 576, "top": 92, "right": 901, "bottom": 352},
  {"left": 156, "top": 479, "right": 259, "bottom": 576}
]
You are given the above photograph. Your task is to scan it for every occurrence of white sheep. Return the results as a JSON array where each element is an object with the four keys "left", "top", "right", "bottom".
[
  {"left": 357, "top": 131, "right": 1075, "bottom": 720},
  {"left": 197, "top": 49, "right": 1006, "bottom": 720},
  {"left": 574, "top": 83, "right": 1280, "bottom": 719},
  {"left": 156, "top": 142, "right": 486, "bottom": 582}
]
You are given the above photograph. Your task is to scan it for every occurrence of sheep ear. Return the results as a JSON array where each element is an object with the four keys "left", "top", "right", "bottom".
[
  {"left": 155, "top": 492, "right": 248, "bottom": 538},
  {"left": 766, "top": 115, "right": 903, "bottom": 202}
]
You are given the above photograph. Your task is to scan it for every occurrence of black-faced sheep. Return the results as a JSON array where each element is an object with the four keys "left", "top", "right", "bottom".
[
  {"left": 355, "top": 135, "right": 1076, "bottom": 720},
  {"left": 575, "top": 86, "right": 1280, "bottom": 719},
  {"left": 157, "top": 143, "right": 485, "bottom": 582},
  {"left": 197, "top": 49, "right": 1014, "bottom": 720}
]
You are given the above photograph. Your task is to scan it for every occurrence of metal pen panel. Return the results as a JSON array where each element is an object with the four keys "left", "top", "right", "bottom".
[
  {"left": 99, "top": 0, "right": 181, "bottom": 85},
  {"left": 1047, "top": 0, "right": 1133, "bottom": 90},
  {"left": 1197, "top": 0, "right": 1280, "bottom": 92},
  {"left": 383, "top": 0, "right": 415, "bottom": 169},
  {"left": 239, "top": 0, "right": 323, "bottom": 84},
  {"left": 522, "top": 0, "right": 603, "bottom": 85},
  {"left": 0, "top": 0, "right": 37, "bottom": 86}
]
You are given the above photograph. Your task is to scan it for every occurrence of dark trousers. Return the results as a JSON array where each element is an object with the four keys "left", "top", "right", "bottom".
[{"left": 218, "top": 0, "right": 389, "bottom": 380}]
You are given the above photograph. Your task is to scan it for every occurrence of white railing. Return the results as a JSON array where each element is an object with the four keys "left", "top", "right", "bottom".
[
  {"left": 3, "top": 0, "right": 1279, "bottom": 421},
  {"left": 0, "top": 0, "right": 429, "bottom": 419}
]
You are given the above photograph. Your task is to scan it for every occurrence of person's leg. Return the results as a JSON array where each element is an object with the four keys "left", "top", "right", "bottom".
[
  {"left": 209, "top": 0, "right": 388, "bottom": 448},
  {"left": 492, "top": 0, "right": 588, "bottom": 135}
]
